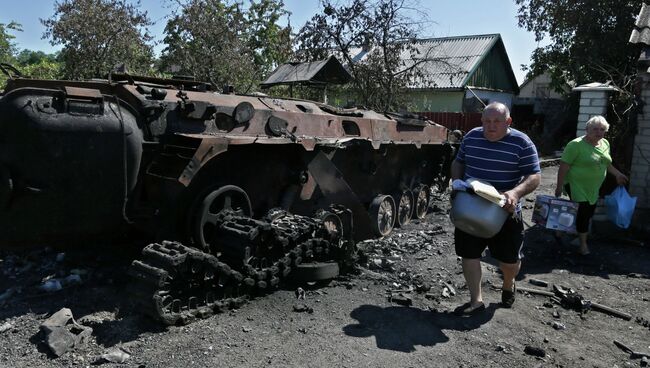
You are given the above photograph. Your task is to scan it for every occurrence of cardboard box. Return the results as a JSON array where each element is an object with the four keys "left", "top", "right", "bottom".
[{"left": 531, "top": 195, "right": 579, "bottom": 233}]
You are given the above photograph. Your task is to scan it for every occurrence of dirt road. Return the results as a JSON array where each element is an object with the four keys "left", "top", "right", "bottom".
[{"left": 1, "top": 165, "right": 649, "bottom": 367}]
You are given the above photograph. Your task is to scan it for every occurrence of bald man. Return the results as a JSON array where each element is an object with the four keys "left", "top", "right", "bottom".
[{"left": 451, "top": 102, "right": 541, "bottom": 315}]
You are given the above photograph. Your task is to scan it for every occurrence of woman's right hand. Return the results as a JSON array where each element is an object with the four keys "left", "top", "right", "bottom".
[
  {"left": 554, "top": 187, "right": 562, "bottom": 197},
  {"left": 615, "top": 173, "right": 628, "bottom": 186}
]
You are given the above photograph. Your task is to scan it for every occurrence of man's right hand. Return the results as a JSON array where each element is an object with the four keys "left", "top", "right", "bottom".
[{"left": 554, "top": 187, "right": 562, "bottom": 197}]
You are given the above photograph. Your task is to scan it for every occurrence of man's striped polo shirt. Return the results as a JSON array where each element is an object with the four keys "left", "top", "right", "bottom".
[{"left": 455, "top": 127, "right": 540, "bottom": 192}]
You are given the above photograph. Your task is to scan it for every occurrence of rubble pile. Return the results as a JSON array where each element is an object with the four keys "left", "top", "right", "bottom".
[{"left": 359, "top": 225, "right": 448, "bottom": 271}]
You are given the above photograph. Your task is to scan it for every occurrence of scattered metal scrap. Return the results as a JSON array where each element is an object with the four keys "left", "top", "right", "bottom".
[
  {"left": 518, "top": 285, "right": 633, "bottom": 320},
  {"left": 528, "top": 278, "right": 548, "bottom": 287},
  {"left": 39, "top": 308, "right": 93, "bottom": 357},
  {"left": 0, "top": 322, "right": 12, "bottom": 333},
  {"left": 389, "top": 292, "right": 413, "bottom": 306},
  {"left": 636, "top": 316, "right": 650, "bottom": 331},
  {"left": 613, "top": 340, "right": 650, "bottom": 359},
  {"left": 95, "top": 347, "right": 132, "bottom": 365},
  {"left": 524, "top": 345, "right": 546, "bottom": 358}
]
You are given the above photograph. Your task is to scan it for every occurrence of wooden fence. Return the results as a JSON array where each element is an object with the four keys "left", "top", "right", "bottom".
[{"left": 416, "top": 112, "right": 482, "bottom": 133}]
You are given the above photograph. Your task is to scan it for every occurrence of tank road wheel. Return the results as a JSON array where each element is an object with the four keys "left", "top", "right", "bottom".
[
  {"left": 368, "top": 195, "right": 396, "bottom": 237},
  {"left": 292, "top": 261, "right": 340, "bottom": 283},
  {"left": 394, "top": 190, "right": 414, "bottom": 228},
  {"left": 315, "top": 210, "right": 344, "bottom": 242},
  {"left": 193, "top": 185, "right": 252, "bottom": 250},
  {"left": 413, "top": 184, "right": 431, "bottom": 220}
]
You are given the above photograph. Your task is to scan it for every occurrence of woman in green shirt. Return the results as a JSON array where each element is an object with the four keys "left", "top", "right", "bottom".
[{"left": 555, "top": 116, "right": 628, "bottom": 255}]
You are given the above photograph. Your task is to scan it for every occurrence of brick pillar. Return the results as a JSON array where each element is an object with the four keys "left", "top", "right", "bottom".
[
  {"left": 572, "top": 83, "right": 619, "bottom": 137},
  {"left": 629, "top": 73, "right": 650, "bottom": 231}
]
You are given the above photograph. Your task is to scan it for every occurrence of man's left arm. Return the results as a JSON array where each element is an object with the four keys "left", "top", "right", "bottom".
[{"left": 502, "top": 173, "right": 541, "bottom": 213}]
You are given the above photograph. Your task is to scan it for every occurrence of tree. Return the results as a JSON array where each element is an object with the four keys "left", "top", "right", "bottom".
[
  {"left": 15, "top": 50, "right": 58, "bottom": 65},
  {"left": 41, "top": 0, "right": 155, "bottom": 79},
  {"left": 160, "top": 0, "right": 291, "bottom": 92},
  {"left": 0, "top": 22, "right": 20, "bottom": 64},
  {"left": 515, "top": 0, "right": 641, "bottom": 92},
  {"left": 516, "top": 0, "right": 643, "bottom": 171},
  {"left": 1, "top": 24, "right": 62, "bottom": 86},
  {"left": 246, "top": 0, "right": 293, "bottom": 78},
  {"left": 15, "top": 50, "right": 63, "bottom": 80},
  {"left": 0, "top": 22, "right": 21, "bottom": 89},
  {"left": 294, "top": 0, "right": 437, "bottom": 111}
]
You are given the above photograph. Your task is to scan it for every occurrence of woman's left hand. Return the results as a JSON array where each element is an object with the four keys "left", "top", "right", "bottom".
[{"left": 616, "top": 173, "right": 628, "bottom": 185}]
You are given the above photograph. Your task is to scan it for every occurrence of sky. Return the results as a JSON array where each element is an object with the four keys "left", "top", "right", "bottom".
[{"left": 0, "top": 0, "right": 547, "bottom": 85}]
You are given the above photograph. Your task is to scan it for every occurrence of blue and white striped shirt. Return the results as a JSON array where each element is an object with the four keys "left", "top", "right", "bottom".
[{"left": 455, "top": 127, "right": 540, "bottom": 191}]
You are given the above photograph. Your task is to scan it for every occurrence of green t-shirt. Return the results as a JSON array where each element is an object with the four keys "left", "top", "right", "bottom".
[{"left": 561, "top": 136, "right": 612, "bottom": 204}]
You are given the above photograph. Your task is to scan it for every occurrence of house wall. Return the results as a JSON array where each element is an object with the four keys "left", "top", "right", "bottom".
[
  {"left": 630, "top": 72, "right": 650, "bottom": 231},
  {"left": 464, "top": 90, "right": 514, "bottom": 110},
  {"left": 519, "top": 73, "right": 565, "bottom": 99},
  {"left": 407, "top": 90, "right": 464, "bottom": 112}
]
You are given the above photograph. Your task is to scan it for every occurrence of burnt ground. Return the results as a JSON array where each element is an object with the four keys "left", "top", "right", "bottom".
[{"left": 1, "top": 165, "right": 649, "bottom": 368}]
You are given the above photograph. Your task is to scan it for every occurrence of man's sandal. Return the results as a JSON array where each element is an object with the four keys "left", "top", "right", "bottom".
[
  {"left": 501, "top": 284, "right": 516, "bottom": 308},
  {"left": 453, "top": 302, "right": 486, "bottom": 316}
]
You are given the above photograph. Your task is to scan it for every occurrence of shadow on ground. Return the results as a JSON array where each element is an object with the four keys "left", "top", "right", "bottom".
[
  {"left": 520, "top": 226, "right": 650, "bottom": 279},
  {"left": 479, "top": 225, "right": 650, "bottom": 281},
  {"left": 342, "top": 303, "right": 496, "bottom": 352}
]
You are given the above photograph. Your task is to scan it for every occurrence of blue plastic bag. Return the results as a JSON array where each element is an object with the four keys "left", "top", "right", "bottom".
[{"left": 604, "top": 186, "right": 637, "bottom": 229}]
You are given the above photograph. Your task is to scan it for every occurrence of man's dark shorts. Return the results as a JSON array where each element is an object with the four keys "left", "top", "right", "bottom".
[{"left": 454, "top": 215, "right": 524, "bottom": 263}]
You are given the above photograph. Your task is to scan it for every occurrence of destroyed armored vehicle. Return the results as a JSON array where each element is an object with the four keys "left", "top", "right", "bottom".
[
  {"left": 0, "top": 68, "right": 453, "bottom": 323},
  {"left": 0, "top": 68, "right": 452, "bottom": 247}
]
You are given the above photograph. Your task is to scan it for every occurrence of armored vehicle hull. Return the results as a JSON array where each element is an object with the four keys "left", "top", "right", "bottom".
[{"left": 0, "top": 74, "right": 452, "bottom": 248}]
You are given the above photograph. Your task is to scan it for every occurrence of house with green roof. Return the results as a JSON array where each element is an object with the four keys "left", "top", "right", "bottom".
[
  {"left": 344, "top": 34, "right": 519, "bottom": 113},
  {"left": 413, "top": 34, "right": 519, "bottom": 112}
]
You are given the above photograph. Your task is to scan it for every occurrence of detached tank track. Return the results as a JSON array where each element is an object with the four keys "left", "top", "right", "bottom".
[
  {"left": 128, "top": 241, "right": 248, "bottom": 325},
  {"left": 129, "top": 208, "right": 350, "bottom": 325}
]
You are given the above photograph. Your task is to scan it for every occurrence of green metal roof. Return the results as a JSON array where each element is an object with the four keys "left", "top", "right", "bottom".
[{"left": 350, "top": 34, "right": 519, "bottom": 93}]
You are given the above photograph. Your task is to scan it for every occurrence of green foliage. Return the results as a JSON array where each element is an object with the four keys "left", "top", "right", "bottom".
[
  {"left": 0, "top": 23, "right": 63, "bottom": 88},
  {"left": 0, "top": 22, "right": 21, "bottom": 89},
  {"left": 246, "top": 0, "right": 293, "bottom": 77},
  {"left": 515, "top": 0, "right": 642, "bottom": 92},
  {"left": 160, "top": 0, "right": 291, "bottom": 93},
  {"left": 21, "top": 59, "right": 63, "bottom": 80},
  {"left": 41, "top": 0, "right": 155, "bottom": 79},
  {"left": 516, "top": 0, "right": 643, "bottom": 171},
  {"left": 0, "top": 22, "right": 21, "bottom": 64},
  {"left": 15, "top": 50, "right": 59, "bottom": 65},
  {"left": 294, "top": 0, "right": 432, "bottom": 112}
]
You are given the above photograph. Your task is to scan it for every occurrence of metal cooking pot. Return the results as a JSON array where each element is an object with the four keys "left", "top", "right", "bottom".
[{"left": 450, "top": 191, "right": 509, "bottom": 238}]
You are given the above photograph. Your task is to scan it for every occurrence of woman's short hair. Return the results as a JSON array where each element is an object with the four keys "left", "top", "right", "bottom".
[{"left": 585, "top": 115, "right": 610, "bottom": 131}]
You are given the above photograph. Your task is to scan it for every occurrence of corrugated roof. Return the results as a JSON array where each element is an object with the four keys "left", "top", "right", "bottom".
[
  {"left": 630, "top": 3, "right": 650, "bottom": 45},
  {"left": 260, "top": 56, "right": 352, "bottom": 87},
  {"left": 348, "top": 34, "right": 512, "bottom": 89},
  {"left": 408, "top": 34, "right": 501, "bottom": 89}
]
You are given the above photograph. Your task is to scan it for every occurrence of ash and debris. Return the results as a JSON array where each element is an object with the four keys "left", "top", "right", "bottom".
[
  {"left": 0, "top": 246, "right": 133, "bottom": 308},
  {"left": 0, "top": 248, "right": 87, "bottom": 306},
  {"left": 355, "top": 223, "right": 456, "bottom": 303},
  {"left": 1, "top": 184, "right": 650, "bottom": 366},
  {"left": 349, "top": 190, "right": 465, "bottom": 307}
]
